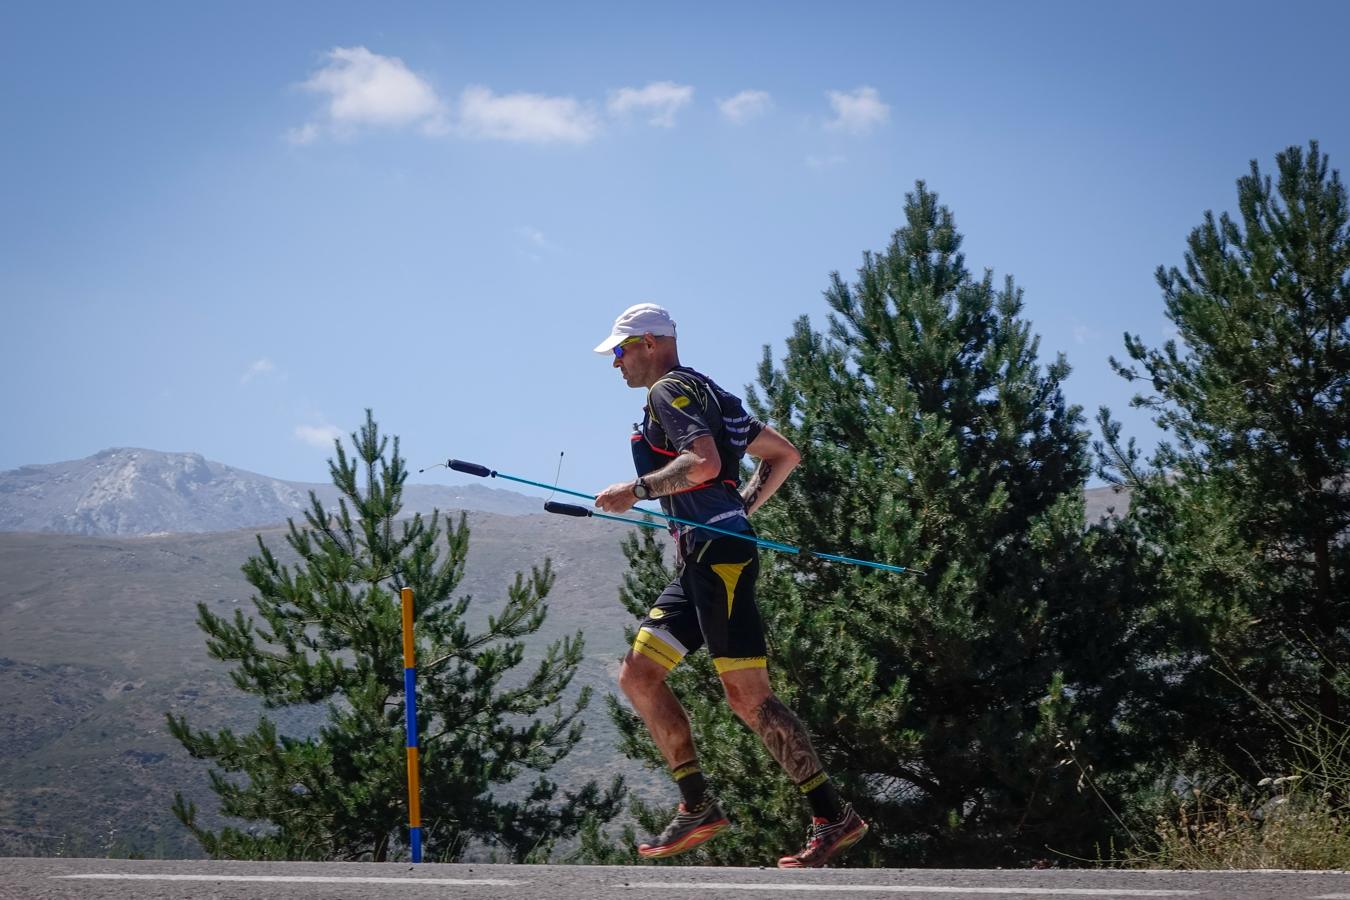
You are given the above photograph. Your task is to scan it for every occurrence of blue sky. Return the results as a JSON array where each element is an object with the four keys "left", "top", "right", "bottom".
[{"left": 3, "top": 1, "right": 1348, "bottom": 500}]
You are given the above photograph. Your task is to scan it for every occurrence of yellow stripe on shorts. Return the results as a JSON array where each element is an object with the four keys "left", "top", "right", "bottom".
[
  {"left": 713, "top": 656, "right": 767, "bottom": 674},
  {"left": 634, "top": 628, "right": 684, "bottom": 671}
]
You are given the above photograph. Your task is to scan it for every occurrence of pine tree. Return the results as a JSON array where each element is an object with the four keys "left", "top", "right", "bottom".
[
  {"left": 168, "top": 411, "right": 624, "bottom": 861},
  {"left": 1098, "top": 141, "right": 1350, "bottom": 778},
  {"left": 610, "top": 184, "right": 1158, "bottom": 866}
]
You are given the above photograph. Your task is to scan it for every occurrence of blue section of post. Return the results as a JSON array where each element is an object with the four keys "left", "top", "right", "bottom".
[{"left": 401, "top": 587, "right": 423, "bottom": 863}]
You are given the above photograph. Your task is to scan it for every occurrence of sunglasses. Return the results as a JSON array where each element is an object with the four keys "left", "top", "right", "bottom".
[{"left": 613, "top": 336, "right": 645, "bottom": 358}]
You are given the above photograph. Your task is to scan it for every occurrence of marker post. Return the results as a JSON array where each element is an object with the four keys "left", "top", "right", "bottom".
[{"left": 400, "top": 586, "right": 423, "bottom": 863}]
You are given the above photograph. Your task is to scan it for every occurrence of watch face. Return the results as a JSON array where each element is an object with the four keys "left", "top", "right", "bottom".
[{"left": 635, "top": 481, "right": 649, "bottom": 499}]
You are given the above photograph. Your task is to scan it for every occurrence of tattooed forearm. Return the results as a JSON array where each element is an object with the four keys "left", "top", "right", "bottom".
[
  {"left": 741, "top": 459, "right": 774, "bottom": 513},
  {"left": 751, "top": 696, "right": 824, "bottom": 783},
  {"left": 644, "top": 451, "right": 706, "bottom": 496}
]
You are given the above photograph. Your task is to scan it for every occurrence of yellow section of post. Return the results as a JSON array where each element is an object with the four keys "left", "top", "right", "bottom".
[
  {"left": 401, "top": 587, "right": 416, "bottom": 668},
  {"left": 406, "top": 746, "right": 422, "bottom": 827}
]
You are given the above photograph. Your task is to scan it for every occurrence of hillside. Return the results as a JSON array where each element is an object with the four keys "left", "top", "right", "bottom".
[
  {"left": 0, "top": 443, "right": 1131, "bottom": 857},
  {"left": 0, "top": 511, "right": 664, "bottom": 858}
]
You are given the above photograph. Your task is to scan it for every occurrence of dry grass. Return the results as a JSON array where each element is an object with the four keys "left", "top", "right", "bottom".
[
  {"left": 1149, "top": 778, "right": 1350, "bottom": 869},
  {"left": 1143, "top": 706, "right": 1350, "bottom": 870}
]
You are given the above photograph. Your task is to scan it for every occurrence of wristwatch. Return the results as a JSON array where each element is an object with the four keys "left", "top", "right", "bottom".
[{"left": 633, "top": 477, "right": 652, "bottom": 500}]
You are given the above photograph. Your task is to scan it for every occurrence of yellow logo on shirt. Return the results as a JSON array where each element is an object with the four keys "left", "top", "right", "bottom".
[
  {"left": 671, "top": 395, "right": 690, "bottom": 409},
  {"left": 649, "top": 608, "right": 665, "bottom": 619}
]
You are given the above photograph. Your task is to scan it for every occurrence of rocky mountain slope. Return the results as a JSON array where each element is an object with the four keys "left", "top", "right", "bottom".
[{"left": 0, "top": 448, "right": 540, "bottom": 536}]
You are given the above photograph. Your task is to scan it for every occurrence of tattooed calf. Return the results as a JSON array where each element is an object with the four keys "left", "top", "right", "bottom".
[{"left": 752, "top": 695, "right": 824, "bottom": 783}]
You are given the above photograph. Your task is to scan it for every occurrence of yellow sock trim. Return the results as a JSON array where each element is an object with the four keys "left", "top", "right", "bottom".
[
  {"left": 713, "top": 656, "right": 767, "bottom": 674},
  {"left": 798, "top": 771, "right": 828, "bottom": 793},
  {"left": 672, "top": 763, "right": 702, "bottom": 781}
]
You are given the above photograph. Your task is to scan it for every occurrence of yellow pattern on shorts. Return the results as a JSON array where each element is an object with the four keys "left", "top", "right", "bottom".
[{"left": 711, "top": 560, "right": 750, "bottom": 618}]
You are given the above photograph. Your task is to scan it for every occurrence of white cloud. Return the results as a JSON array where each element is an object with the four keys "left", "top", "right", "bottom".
[
  {"left": 718, "top": 90, "right": 772, "bottom": 124},
  {"left": 293, "top": 46, "right": 447, "bottom": 141},
  {"left": 517, "top": 226, "right": 554, "bottom": 263},
  {"left": 459, "top": 86, "right": 599, "bottom": 144},
  {"left": 295, "top": 423, "right": 345, "bottom": 449},
  {"left": 285, "top": 122, "right": 321, "bottom": 146},
  {"left": 825, "top": 86, "right": 890, "bottom": 135},
  {"left": 240, "top": 359, "right": 276, "bottom": 384},
  {"left": 1072, "top": 325, "right": 1103, "bottom": 346},
  {"left": 607, "top": 81, "right": 694, "bottom": 127},
  {"left": 518, "top": 226, "right": 551, "bottom": 249},
  {"left": 806, "top": 153, "right": 847, "bottom": 169}
]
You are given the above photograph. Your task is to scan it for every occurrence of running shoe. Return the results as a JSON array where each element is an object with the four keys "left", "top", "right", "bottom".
[
  {"left": 777, "top": 803, "right": 868, "bottom": 868},
  {"left": 637, "top": 799, "right": 730, "bottom": 859}
]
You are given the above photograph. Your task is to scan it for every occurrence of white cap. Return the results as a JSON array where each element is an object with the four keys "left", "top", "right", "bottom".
[{"left": 592, "top": 302, "right": 677, "bottom": 353}]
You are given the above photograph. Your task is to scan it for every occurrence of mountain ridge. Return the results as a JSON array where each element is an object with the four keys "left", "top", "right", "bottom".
[{"left": 0, "top": 447, "right": 541, "bottom": 536}]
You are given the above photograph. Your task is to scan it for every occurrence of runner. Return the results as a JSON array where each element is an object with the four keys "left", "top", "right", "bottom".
[{"left": 593, "top": 302, "right": 868, "bottom": 868}]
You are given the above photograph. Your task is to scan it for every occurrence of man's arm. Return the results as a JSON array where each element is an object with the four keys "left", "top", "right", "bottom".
[
  {"left": 595, "top": 435, "right": 720, "bottom": 513},
  {"left": 645, "top": 434, "right": 720, "bottom": 495},
  {"left": 740, "top": 426, "right": 801, "bottom": 516}
]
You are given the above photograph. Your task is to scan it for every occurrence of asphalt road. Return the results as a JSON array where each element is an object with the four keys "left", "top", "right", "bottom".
[{"left": 3, "top": 858, "right": 1349, "bottom": 900}]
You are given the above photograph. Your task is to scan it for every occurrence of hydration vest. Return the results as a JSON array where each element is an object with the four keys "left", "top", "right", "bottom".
[{"left": 630, "top": 367, "right": 752, "bottom": 503}]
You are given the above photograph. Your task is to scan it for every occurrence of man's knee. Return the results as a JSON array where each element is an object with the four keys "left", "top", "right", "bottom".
[
  {"left": 721, "top": 673, "right": 773, "bottom": 723},
  {"left": 619, "top": 650, "right": 669, "bottom": 699}
]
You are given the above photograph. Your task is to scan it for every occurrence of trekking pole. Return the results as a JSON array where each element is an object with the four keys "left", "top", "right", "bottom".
[{"left": 426, "top": 458, "right": 919, "bottom": 575}]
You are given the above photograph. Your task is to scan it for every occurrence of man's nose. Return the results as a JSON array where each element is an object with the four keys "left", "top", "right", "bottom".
[{"left": 612, "top": 356, "right": 621, "bottom": 369}]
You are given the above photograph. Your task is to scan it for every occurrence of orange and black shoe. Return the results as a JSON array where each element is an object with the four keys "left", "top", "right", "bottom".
[
  {"left": 777, "top": 803, "right": 868, "bottom": 868},
  {"left": 637, "top": 799, "right": 730, "bottom": 859}
]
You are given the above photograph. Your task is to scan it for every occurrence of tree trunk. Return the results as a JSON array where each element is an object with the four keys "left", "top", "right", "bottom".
[{"left": 1313, "top": 532, "right": 1339, "bottom": 723}]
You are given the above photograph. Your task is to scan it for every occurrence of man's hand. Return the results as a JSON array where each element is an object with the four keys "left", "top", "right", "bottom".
[{"left": 595, "top": 481, "right": 639, "bottom": 513}]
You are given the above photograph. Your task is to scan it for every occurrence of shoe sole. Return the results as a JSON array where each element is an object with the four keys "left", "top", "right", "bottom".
[
  {"left": 777, "top": 819, "right": 869, "bottom": 869},
  {"left": 638, "top": 818, "right": 730, "bottom": 859}
]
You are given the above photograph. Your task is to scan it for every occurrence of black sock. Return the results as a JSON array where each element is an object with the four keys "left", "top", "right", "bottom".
[
  {"left": 673, "top": 761, "right": 708, "bottom": 809},
  {"left": 798, "top": 771, "right": 843, "bottom": 821}
]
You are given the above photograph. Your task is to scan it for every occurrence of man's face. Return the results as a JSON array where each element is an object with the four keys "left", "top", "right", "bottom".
[{"left": 612, "top": 334, "right": 654, "bottom": 387}]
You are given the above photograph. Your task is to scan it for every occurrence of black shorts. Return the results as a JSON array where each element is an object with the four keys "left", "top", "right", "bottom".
[{"left": 632, "top": 536, "right": 767, "bottom": 675}]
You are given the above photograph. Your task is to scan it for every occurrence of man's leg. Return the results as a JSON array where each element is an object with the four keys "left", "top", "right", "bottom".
[
  {"left": 720, "top": 667, "right": 841, "bottom": 815},
  {"left": 620, "top": 639, "right": 729, "bottom": 858},
  {"left": 618, "top": 649, "right": 697, "bottom": 768},
  {"left": 721, "top": 667, "right": 867, "bottom": 868}
]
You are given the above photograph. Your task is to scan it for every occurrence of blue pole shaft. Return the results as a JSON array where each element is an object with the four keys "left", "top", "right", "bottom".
[
  {"left": 492, "top": 471, "right": 801, "bottom": 554},
  {"left": 564, "top": 493, "right": 912, "bottom": 577},
  {"left": 450, "top": 459, "right": 918, "bottom": 575},
  {"left": 808, "top": 550, "right": 911, "bottom": 574}
]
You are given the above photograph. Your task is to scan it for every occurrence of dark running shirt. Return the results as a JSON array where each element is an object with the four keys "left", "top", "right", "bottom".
[{"left": 641, "top": 366, "right": 764, "bottom": 544}]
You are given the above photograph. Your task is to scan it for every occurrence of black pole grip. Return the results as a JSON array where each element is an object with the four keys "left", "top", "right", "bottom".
[
  {"left": 447, "top": 459, "right": 492, "bottom": 478},
  {"left": 544, "top": 501, "right": 592, "bottom": 518}
]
